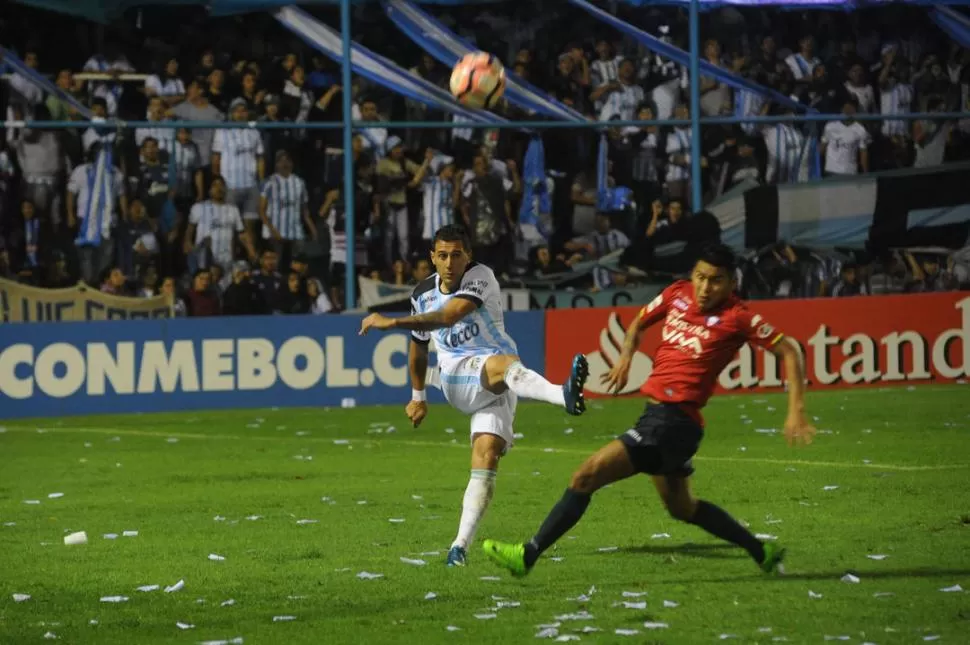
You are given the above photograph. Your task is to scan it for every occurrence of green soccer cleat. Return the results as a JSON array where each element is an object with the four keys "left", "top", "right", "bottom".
[
  {"left": 760, "top": 541, "right": 786, "bottom": 574},
  {"left": 482, "top": 539, "right": 530, "bottom": 578}
]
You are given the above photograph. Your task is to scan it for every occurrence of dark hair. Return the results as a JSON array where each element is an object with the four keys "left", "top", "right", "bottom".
[
  {"left": 210, "top": 174, "right": 226, "bottom": 187},
  {"left": 432, "top": 225, "right": 472, "bottom": 252},
  {"left": 696, "top": 243, "right": 737, "bottom": 273},
  {"left": 141, "top": 136, "right": 159, "bottom": 148}
]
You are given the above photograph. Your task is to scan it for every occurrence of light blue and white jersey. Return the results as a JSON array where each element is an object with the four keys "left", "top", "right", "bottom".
[
  {"left": 421, "top": 176, "right": 455, "bottom": 239},
  {"left": 212, "top": 128, "right": 263, "bottom": 189},
  {"left": 409, "top": 263, "right": 517, "bottom": 369},
  {"left": 261, "top": 172, "right": 308, "bottom": 240}
]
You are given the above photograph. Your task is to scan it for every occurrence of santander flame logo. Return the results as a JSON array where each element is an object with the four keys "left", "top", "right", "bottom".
[{"left": 584, "top": 312, "right": 653, "bottom": 395}]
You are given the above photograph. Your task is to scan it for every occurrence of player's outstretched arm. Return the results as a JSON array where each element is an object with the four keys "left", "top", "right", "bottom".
[
  {"left": 359, "top": 298, "right": 477, "bottom": 335},
  {"left": 406, "top": 339, "right": 430, "bottom": 428},
  {"left": 770, "top": 337, "right": 816, "bottom": 447},
  {"left": 602, "top": 306, "right": 655, "bottom": 395}
]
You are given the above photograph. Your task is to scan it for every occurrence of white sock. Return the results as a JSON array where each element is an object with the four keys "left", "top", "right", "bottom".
[
  {"left": 451, "top": 469, "right": 496, "bottom": 550},
  {"left": 504, "top": 361, "right": 566, "bottom": 407}
]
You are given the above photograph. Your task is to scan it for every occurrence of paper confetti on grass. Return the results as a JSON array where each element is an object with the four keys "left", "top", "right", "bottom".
[
  {"left": 651, "top": 533, "right": 671, "bottom": 539},
  {"left": 122, "top": 531, "right": 138, "bottom": 537},
  {"left": 176, "top": 622, "right": 194, "bottom": 630},
  {"left": 867, "top": 554, "right": 888, "bottom": 560},
  {"left": 208, "top": 554, "right": 226, "bottom": 561},
  {"left": 164, "top": 580, "right": 184, "bottom": 593},
  {"left": 822, "top": 485, "right": 840, "bottom": 491},
  {"left": 12, "top": 594, "right": 30, "bottom": 602},
  {"left": 841, "top": 574, "right": 860, "bottom": 584},
  {"left": 100, "top": 596, "right": 128, "bottom": 603},
  {"left": 136, "top": 585, "right": 159, "bottom": 592},
  {"left": 809, "top": 591, "right": 823, "bottom": 599},
  {"left": 643, "top": 622, "right": 669, "bottom": 629},
  {"left": 356, "top": 571, "right": 384, "bottom": 580},
  {"left": 474, "top": 613, "right": 497, "bottom": 620},
  {"left": 221, "top": 599, "right": 235, "bottom": 607},
  {"left": 446, "top": 626, "right": 461, "bottom": 632},
  {"left": 940, "top": 584, "right": 963, "bottom": 592},
  {"left": 424, "top": 592, "right": 437, "bottom": 600},
  {"left": 272, "top": 615, "right": 297, "bottom": 622},
  {"left": 615, "top": 628, "right": 639, "bottom": 636},
  {"left": 622, "top": 591, "right": 647, "bottom": 598},
  {"left": 400, "top": 557, "right": 427, "bottom": 566},
  {"left": 663, "top": 600, "right": 679, "bottom": 608}
]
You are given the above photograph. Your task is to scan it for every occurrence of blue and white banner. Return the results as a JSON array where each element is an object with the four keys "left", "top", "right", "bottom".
[
  {"left": 274, "top": 5, "right": 506, "bottom": 125},
  {"left": 0, "top": 278, "right": 172, "bottom": 324},
  {"left": 384, "top": 0, "right": 586, "bottom": 122},
  {"left": 0, "top": 312, "right": 545, "bottom": 419}
]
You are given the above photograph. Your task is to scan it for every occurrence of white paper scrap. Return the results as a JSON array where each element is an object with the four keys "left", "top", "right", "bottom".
[
  {"left": 333, "top": 439, "right": 350, "bottom": 445},
  {"left": 208, "top": 553, "right": 226, "bottom": 561},
  {"left": 23, "top": 500, "right": 41, "bottom": 505},
  {"left": 221, "top": 599, "right": 235, "bottom": 606},
  {"left": 12, "top": 593, "right": 31, "bottom": 602},
  {"left": 622, "top": 591, "right": 647, "bottom": 598},
  {"left": 176, "top": 622, "right": 194, "bottom": 630},
  {"left": 272, "top": 615, "right": 296, "bottom": 622},
  {"left": 400, "top": 557, "right": 427, "bottom": 566},
  {"left": 841, "top": 573, "right": 860, "bottom": 584},
  {"left": 621, "top": 601, "right": 646, "bottom": 609},
  {"left": 388, "top": 518, "right": 406, "bottom": 524},
  {"left": 474, "top": 613, "right": 497, "bottom": 620},
  {"left": 940, "top": 584, "right": 963, "bottom": 592},
  {"left": 535, "top": 627, "right": 558, "bottom": 639},
  {"left": 651, "top": 533, "right": 671, "bottom": 539},
  {"left": 103, "top": 533, "right": 118, "bottom": 540},
  {"left": 356, "top": 571, "right": 384, "bottom": 580},
  {"left": 597, "top": 546, "right": 618, "bottom": 552},
  {"left": 48, "top": 493, "right": 64, "bottom": 499},
  {"left": 867, "top": 554, "right": 888, "bottom": 560},
  {"left": 480, "top": 576, "right": 501, "bottom": 581},
  {"left": 136, "top": 585, "right": 159, "bottom": 592},
  {"left": 823, "top": 485, "right": 840, "bottom": 491},
  {"left": 122, "top": 531, "right": 138, "bottom": 537},
  {"left": 555, "top": 636, "right": 579, "bottom": 642},
  {"left": 164, "top": 580, "right": 185, "bottom": 593},
  {"left": 873, "top": 592, "right": 895, "bottom": 598},
  {"left": 755, "top": 533, "right": 778, "bottom": 540},
  {"left": 446, "top": 626, "right": 461, "bottom": 632},
  {"left": 43, "top": 632, "right": 57, "bottom": 640},
  {"left": 424, "top": 592, "right": 437, "bottom": 600},
  {"left": 100, "top": 596, "right": 128, "bottom": 603},
  {"left": 663, "top": 600, "right": 679, "bottom": 608},
  {"left": 808, "top": 591, "right": 823, "bottom": 599},
  {"left": 554, "top": 611, "right": 594, "bottom": 621},
  {"left": 295, "top": 519, "right": 318, "bottom": 525},
  {"left": 615, "top": 629, "right": 639, "bottom": 636},
  {"left": 643, "top": 622, "right": 669, "bottom": 629}
]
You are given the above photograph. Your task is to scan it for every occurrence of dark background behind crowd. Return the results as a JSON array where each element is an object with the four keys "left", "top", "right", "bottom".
[{"left": 0, "top": 0, "right": 967, "bottom": 317}]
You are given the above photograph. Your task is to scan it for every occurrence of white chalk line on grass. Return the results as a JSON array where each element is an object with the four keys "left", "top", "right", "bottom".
[{"left": 4, "top": 425, "right": 967, "bottom": 472}]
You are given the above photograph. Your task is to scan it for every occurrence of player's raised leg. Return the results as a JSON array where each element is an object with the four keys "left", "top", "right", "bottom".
[
  {"left": 652, "top": 474, "right": 786, "bottom": 573},
  {"left": 481, "top": 353, "right": 589, "bottom": 416},
  {"left": 482, "top": 439, "right": 636, "bottom": 576}
]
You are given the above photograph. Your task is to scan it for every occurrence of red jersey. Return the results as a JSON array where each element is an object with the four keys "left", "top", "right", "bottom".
[{"left": 637, "top": 280, "right": 784, "bottom": 425}]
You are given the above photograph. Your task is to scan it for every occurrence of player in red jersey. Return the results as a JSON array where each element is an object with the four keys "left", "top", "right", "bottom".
[{"left": 482, "top": 244, "right": 816, "bottom": 576}]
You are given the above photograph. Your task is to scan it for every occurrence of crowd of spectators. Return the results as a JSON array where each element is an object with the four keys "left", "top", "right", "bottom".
[{"left": 0, "top": 1, "right": 966, "bottom": 315}]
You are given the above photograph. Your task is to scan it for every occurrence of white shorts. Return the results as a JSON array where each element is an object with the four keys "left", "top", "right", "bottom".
[{"left": 438, "top": 355, "right": 517, "bottom": 450}]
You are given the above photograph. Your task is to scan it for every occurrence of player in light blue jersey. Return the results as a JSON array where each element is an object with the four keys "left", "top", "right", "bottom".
[{"left": 360, "top": 225, "right": 589, "bottom": 567}]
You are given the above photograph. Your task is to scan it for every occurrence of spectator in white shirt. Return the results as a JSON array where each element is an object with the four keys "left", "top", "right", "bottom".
[
  {"left": 212, "top": 98, "right": 266, "bottom": 240},
  {"left": 821, "top": 98, "right": 871, "bottom": 176},
  {"left": 135, "top": 97, "right": 173, "bottom": 154},
  {"left": 595, "top": 59, "right": 646, "bottom": 122},
  {"left": 83, "top": 45, "right": 134, "bottom": 117},
  {"left": 589, "top": 39, "right": 625, "bottom": 110},
  {"left": 145, "top": 57, "right": 186, "bottom": 107}
]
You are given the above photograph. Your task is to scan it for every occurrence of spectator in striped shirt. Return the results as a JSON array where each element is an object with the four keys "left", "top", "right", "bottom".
[
  {"left": 564, "top": 212, "right": 630, "bottom": 291},
  {"left": 184, "top": 175, "right": 257, "bottom": 275},
  {"left": 356, "top": 98, "right": 388, "bottom": 161},
  {"left": 665, "top": 103, "right": 707, "bottom": 207},
  {"left": 419, "top": 156, "right": 457, "bottom": 255},
  {"left": 212, "top": 98, "right": 266, "bottom": 241},
  {"left": 595, "top": 59, "right": 646, "bottom": 122},
  {"left": 589, "top": 39, "right": 624, "bottom": 111},
  {"left": 172, "top": 128, "right": 205, "bottom": 206},
  {"left": 259, "top": 150, "right": 315, "bottom": 270}
]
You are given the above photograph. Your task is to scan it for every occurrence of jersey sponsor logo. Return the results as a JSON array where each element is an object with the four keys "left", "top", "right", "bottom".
[
  {"left": 582, "top": 312, "right": 653, "bottom": 394},
  {"left": 441, "top": 322, "right": 481, "bottom": 349},
  {"left": 662, "top": 310, "right": 711, "bottom": 358},
  {"left": 460, "top": 279, "right": 489, "bottom": 298},
  {"left": 672, "top": 298, "right": 689, "bottom": 311}
]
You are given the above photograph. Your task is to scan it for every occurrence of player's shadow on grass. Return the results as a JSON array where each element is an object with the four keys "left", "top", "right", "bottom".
[{"left": 612, "top": 543, "right": 746, "bottom": 559}]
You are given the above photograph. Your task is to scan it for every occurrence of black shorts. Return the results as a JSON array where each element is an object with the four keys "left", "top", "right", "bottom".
[{"left": 617, "top": 402, "right": 704, "bottom": 477}]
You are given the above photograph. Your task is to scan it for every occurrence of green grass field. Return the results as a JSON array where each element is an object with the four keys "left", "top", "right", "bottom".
[{"left": 1, "top": 385, "right": 969, "bottom": 644}]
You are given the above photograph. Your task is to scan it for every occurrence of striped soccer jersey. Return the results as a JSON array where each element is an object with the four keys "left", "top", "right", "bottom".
[
  {"left": 409, "top": 263, "right": 517, "bottom": 369},
  {"left": 421, "top": 176, "right": 455, "bottom": 239},
  {"left": 189, "top": 200, "right": 244, "bottom": 266},
  {"left": 212, "top": 128, "right": 264, "bottom": 189},
  {"left": 261, "top": 173, "right": 308, "bottom": 240}
]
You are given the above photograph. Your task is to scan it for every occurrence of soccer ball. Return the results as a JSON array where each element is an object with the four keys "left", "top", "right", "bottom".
[{"left": 450, "top": 52, "right": 506, "bottom": 109}]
